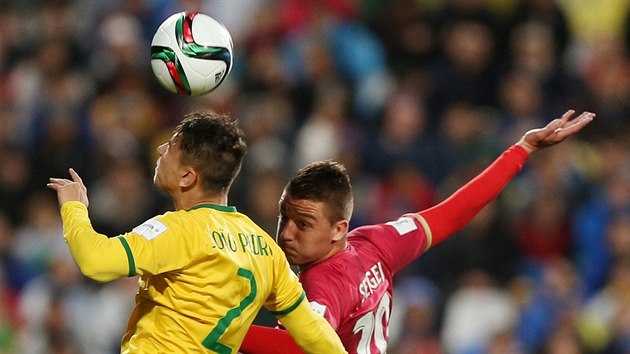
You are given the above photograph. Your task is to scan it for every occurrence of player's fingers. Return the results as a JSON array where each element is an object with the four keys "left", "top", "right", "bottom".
[
  {"left": 535, "top": 118, "right": 564, "bottom": 139},
  {"left": 558, "top": 109, "right": 576, "bottom": 124},
  {"left": 46, "top": 182, "right": 59, "bottom": 190},
  {"left": 49, "top": 178, "right": 71, "bottom": 185},
  {"left": 69, "top": 168, "right": 83, "bottom": 185},
  {"left": 529, "top": 114, "right": 574, "bottom": 144},
  {"left": 556, "top": 111, "right": 594, "bottom": 130},
  {"left": 555, "top": 112, "right": 595, "bottom": 137}
]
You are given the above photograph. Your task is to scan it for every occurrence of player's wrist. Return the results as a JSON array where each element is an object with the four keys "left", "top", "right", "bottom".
[
  {"left": 515, "top": 140, "right": 535, "bottom": 155},
  {"left": 509, "top": 144, "right": 530, "bottom": 159}
]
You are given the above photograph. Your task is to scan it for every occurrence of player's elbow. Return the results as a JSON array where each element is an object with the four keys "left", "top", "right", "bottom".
[{"left": 73, "top": 257, "right": 122, "bottom": 282}]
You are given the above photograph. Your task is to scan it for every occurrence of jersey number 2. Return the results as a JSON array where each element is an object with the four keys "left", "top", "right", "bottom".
[
  {"left": 353, "top": 293, "right": 391, "bottom": 354},
  {"left": 202, "top": 268, "right": 256, "bottom": 353}
]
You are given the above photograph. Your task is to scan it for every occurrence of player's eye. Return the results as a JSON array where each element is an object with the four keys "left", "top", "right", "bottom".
[{"left": 298, "top": 221, "right": 310, "bottom": 230}]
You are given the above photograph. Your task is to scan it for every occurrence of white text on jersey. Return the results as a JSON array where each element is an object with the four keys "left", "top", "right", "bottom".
[{"left": 359, "top": 262, "right": 385, "bottom": 302}]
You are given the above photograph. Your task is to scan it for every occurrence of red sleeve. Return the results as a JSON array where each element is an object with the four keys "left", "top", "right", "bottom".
[
  {"left": 418, "top": 145, "right": 529, "bottom": 247},
  {"left": 240, "top": 325, "right": 304, "bottom": 354}
]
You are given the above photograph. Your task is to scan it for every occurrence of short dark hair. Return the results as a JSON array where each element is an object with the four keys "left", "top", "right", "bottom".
[
  {"left": 173, "top": 111, "right": 246, "bottom": 193},
  {"left": 285, "top": 160, "right": 353, "bottom": 223}
]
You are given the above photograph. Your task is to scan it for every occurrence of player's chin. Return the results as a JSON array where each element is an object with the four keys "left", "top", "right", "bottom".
[{"left": 282, "top": 248, "right": 299, "bottom": 264}]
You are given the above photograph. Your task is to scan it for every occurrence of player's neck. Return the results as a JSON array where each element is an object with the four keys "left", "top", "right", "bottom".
[{"left": 298, "top": 239, "right": 348, "bottom": 271}]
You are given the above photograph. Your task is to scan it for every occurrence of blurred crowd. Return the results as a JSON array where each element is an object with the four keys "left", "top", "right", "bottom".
[{"left": 1, "top": 0, "right": 630, "bottom": 353}]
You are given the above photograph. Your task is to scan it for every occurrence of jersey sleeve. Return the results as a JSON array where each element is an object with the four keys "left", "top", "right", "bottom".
[
  {"left": 352, "top": 215, "right": 431, "bottom": 275},
  {"left": 118, "top": 211, "right": 201, "bottom": 276},
  {"left": 298, "top": 271, "right": 344, "bottom": 330},
  {"left": 263, "top": 251, "right": 307, "bottom": 314},
  {"left": 277, "top": 300, "right": 347, "bottom": 354},
  {"left": 257, "top": 246, "right": 347, "bottom": 353},
  {"left": 60, "top": 201, "right": 132, "bottom": 282},
  {"left": 240, "top": 326, "right": 303, "bottom": 354},
  {"left": 239, "top": 307, "right": 349, "bottom": 354},
  {"left": 418, "top": 145, "right": 528, "bottom": 247}
]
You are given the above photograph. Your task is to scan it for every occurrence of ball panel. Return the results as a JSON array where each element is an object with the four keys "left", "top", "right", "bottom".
[
  {"left": 150, "top": 60, "right": 178, "bottom": 94},
  {"left": 151, "top": 46, "right": 192, "bottom": 95},
  {"left": 185, "top": 58, "right": 228, "bottom": 96},
  {"left": 191, "top": 14, "right": 233, "bottom": 49}
]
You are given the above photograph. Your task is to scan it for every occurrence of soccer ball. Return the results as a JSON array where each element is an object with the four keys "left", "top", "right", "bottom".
[{"left": 151, "top": 12, "right": 233, "bottom": 96}]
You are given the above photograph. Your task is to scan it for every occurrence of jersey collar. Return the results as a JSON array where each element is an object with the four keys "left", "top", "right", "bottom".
[{"left": 189, "top": 203, "right": 237, "bottom": 212}]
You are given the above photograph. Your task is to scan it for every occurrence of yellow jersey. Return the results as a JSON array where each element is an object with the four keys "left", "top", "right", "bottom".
[{"left": 60, "top": 201, "right": 345, "bottom": 354}]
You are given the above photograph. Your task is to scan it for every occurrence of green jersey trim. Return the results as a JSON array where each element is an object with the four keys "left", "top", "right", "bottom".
[
  {"left": 269, "top": 292, "right": 306, "bottom": 316},
  {"left": 118, "top": 237, "right": 136, "bottom": 277},
  {"left": 189, "top": 204, "right": 237, "bottom": 212}
]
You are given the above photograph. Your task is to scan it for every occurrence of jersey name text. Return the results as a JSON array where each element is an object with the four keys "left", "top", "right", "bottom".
[
  {"left": 359, "top": 262, "right": 385, "bottom": 301},
  {"left": 210, "top": 229, "right": 273, "bottom": 256}
]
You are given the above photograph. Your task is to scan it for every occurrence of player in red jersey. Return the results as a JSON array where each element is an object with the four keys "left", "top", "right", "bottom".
[{"left": 240, "top": 109, "right": 594, "bottom": 354}]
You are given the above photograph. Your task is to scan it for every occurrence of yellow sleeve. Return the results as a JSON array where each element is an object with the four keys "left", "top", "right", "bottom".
[
  {"left": 277, "top": 300, "right": 347, "bottom": 354},
  {"left": 60, "top": 201, "right": 131, "bottom": 282},
  {"left": 118, "top": 212, "right": 199, "bottom": 275},
  {"left": 264, "top": 252, "right": 305, "bottom": 312}
]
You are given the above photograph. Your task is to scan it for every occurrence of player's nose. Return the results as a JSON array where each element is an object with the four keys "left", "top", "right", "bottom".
[{"left": 277, "top": 221, "right": 295, "bottom": 242}]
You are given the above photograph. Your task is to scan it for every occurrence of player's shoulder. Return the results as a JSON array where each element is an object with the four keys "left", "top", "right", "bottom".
[
  {"left": 347, "top": 221, "right": 397, "bottom": 243},
  {"left": 350, "top": 214, "right": 424, "bottom": 237},
  {"left": 128, "top": 211, "right": 182, "bottom": 240},
  {"left": 304, "top": 248, "right": 352, "bottom": 275},
  {"left": 147, "top": 209, "right": 192, "bottom": 228},
  {"left": 130, "top": 208, "right": 209, "bottom": 237}
]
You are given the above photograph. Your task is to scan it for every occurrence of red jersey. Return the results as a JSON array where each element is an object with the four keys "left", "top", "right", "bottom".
[{"left": 299, "top": 214, "right": 430, "bottom": 354}]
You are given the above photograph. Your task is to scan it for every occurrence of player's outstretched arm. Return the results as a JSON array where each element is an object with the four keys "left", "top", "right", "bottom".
[
  {"left": 417, "top": 110, "right": 594, "bottom": 248},
  {"left": 47, "top": 169, "right": 130, "bottom": 282}
]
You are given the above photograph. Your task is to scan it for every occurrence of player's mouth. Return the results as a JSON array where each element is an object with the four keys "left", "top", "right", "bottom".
[
  {"left": 280, "top": 243, "right": 295, "bottom": 257},
  {"left": 282, "top": 250, "right": 298, "bottom": 264}
]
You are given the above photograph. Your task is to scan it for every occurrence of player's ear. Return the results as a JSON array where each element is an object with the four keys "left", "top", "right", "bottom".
[
  {"left": 179, "top": 167, "right": 197, "bottom": 189},
  {"left": 332, "top": 219, "right": 349, "bottom": 242}
]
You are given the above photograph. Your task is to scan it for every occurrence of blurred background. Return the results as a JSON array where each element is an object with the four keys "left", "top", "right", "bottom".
[{"left": 1, "top": 0, "right": 630, "bottom": 353}]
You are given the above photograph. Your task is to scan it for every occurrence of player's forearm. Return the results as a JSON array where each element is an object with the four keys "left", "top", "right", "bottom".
[
  {"left": 60, "top": 201, "right": 130, "bottom": 282},
  {"left": 419, "top": 145, "right": 529, "bottom": 246},
  {"left": 279, "top": 300, "right": 347, "bottom": 354}
]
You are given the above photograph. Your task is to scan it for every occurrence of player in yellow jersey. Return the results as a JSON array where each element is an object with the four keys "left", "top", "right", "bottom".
[{"left": 47, "top": 111, "right": 347, "bottom": 354}]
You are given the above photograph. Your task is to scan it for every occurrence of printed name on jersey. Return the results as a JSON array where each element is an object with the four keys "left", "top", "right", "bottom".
[
  {"left": 133, "top": 218, "right": 168, "bottom": 240},
  {"left": 359, "top": 261, "right": 385, "bottom": 301},
  {"left": 385, "top": 216, "right": 417, "bottom": 236},
  {"left": 209, "top": 230, "right": 274, "bottom": 256},
  {"left": 309, "top": 301, "right": 327, "bottom": 317}
]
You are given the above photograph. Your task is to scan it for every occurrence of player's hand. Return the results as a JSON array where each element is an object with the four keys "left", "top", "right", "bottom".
[
  {"left": 517, "top": 110, "right": 595, "bottom": 155},
  {"left": 47, "top": 168, "right": 89, "bottom": 208}
]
